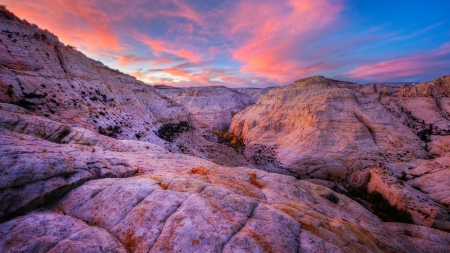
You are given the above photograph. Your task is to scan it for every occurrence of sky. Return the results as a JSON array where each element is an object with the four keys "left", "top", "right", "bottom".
[{"left": 4, "top": 0, "right": 450, "bottom": 87}]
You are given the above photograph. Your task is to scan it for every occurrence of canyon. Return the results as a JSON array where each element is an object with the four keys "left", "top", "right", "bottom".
[{"left": 0, "top": 6, "right": 450, "bottom": 253}]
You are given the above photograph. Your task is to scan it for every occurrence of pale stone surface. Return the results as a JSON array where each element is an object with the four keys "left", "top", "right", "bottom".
[
  {"left": 0, "top": 117, "right": 435, "bottom": 251},
  {"left": 0, "top": 212, "right": 127, "bottom": 253},
  {"left": 398, "top": 76, "right": 450, "bottom": 97},
  {"left": 349, "top": 165, "right": 450, "bottom": 230},
  {"left": 47, "top": 169, "right": 421, "bottom": 253},
  {"left": 155, "top": 86, "right": 267, "bottom": 131},
  {"left": 230, "top": 75, "right": 450, "bottom": 231},
  {"left": 230, "top": 76, "right": 426, "bottom": 177},
  {"left": 385, "top": 222, "right": 450, "bottom": 253}
]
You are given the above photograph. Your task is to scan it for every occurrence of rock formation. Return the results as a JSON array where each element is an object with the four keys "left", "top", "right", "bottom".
[
  {"left": 230, "top": 75, "right": 450, "bottom": 231},
  {"left": 0, "top": 6, "right": 449, "bottom": 253},
  {"left": 155, "top": 85, "right": 269, "bottom": 132}
]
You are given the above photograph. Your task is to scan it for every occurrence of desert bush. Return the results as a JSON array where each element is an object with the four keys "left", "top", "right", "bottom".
[
  {"left": 13, "top": 99, "right": 36, "bottom": 111},
  {"left": 346, "top": 187, "right": 413, "bottom": 223},
  {"left": 322, "top": 193, "right": 339, "bottom": 204},
  {"left": 98, "top": 125, "right": 122, "bottom": 138},
  {"left": 156, "top": 121, "right": 190, "bottom": 142},
  {"left": 215, "top": 131, "right": 245, "bottom": 152}
]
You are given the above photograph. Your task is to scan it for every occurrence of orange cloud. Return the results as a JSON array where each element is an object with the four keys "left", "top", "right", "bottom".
[
  {"left": 3, "top": 0, "right": 123, "bottom": 52},
  {"left": 3, "top": 0, "right": 346, "bottom": 87}
]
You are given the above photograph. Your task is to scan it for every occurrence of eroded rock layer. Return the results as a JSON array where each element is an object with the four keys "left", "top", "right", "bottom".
[{"left": 230, "top": 75, "right": 450, "bottom": 231}]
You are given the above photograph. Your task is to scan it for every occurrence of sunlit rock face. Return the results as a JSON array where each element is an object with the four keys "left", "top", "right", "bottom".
[
  {"left": 230, "top": 76, "right": 426, "bottom": 177},
  {"left": 398, "top": 75, "right": 450, "bottom": 97},
  {"left": 230, "top": 75, "right": 450, "bottom": 231},
  {"left": 1, "top": 6, "right": 450, "bottom": 253}
]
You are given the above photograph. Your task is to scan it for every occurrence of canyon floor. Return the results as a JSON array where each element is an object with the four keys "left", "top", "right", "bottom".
[{"left": 0, "top": 6, "right": 450, "bottom": 253}]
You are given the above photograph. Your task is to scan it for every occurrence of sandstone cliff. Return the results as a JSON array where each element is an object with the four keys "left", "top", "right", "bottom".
[{"left": 230, "top": 75, "right": 450, "bottom": 231}]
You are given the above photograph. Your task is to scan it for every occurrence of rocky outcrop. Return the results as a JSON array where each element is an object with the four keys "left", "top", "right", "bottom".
[
  {"left": 0, "top": 7, "right": 193, "bottom": 148},
  {"left": 385, "top": 223, "right": 450, "bottom": 253},
  {"left": 154, "top": 85, "right": 270, "bottom": 167},
  {"left": 1, "top": 102, "right": 438, "bottom": 252},
  {"left": 0, "top": 212, "right": 127, "bottom": 252},
  {"left": 0, "top": 7, "right": 257, "bottom": 168},
  {"left": 155, "top": 86, "right": 268, "bottom": 132},
  {"left": 230, "top": 75, "right": 450, "bottom": 230},
  {"left": 230, "top": 76, "right": 426, "bottom": 177},
  {"left": 349, "top": 165, "right": 450, "bottom": 230},
  {"left": 0, "top": 122, "right": 431, "bottom": 252},
  {"left": 398, "top": 76, "right": 450, "bottom": 97}
]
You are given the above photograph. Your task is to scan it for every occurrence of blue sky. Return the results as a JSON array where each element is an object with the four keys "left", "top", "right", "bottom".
[{"left": 4, "top": 0, "right": 450, "bottom": 87}]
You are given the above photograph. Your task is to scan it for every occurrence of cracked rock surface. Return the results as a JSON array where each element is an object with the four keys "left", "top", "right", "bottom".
[{"left": 231, "top": 76, "right": 450, "bottom": 231}]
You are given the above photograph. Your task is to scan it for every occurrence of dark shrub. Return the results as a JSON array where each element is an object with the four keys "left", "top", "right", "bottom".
[
  {"left": 346, "top": 187, "right": 413, "bottom": 223},
  {"left": 98, "top": 125, "right": 122, "bottom": 138},
  {"left": 322, "top": 193, "right": 339, "bottom": 204},
  {"left": 13, "top": 99, "right": 35, "bottom": 111},
  {"left": 156, "top": 121, "right": 190, "bottom": 142}
]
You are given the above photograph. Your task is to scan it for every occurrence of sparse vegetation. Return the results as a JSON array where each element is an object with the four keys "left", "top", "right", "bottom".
[
  {"left": 215, "top": 131, "right": 245, "bottom": 152},
  {"left": 23, "top": 92, "right": 47, "bottom": 99},
  {"left": 98, "top": 125, "right": 122, "bottom": 138},
  {"left": 417, "top": 123, "right": 433, "bottom": 142},
  {"left": 322, "top": 193, "right": 339, "bottom": 204},
  {"left": 346, "top": 187, "right": 413, "bottom": 223},
  {"left": 33, "top": 32, "right": 47, "bottom": 41},
  {"left": 65, "top": 45, "right": 76, "bottom": 50},
  {"left": 156, "top": 121, "right": 190, "bottom": 142},
  {"left": 6, "top": 85, "right": 13, "bottom": 97},
  {"left": 13, "top": 99, "right": 36, "bottom": 111}
]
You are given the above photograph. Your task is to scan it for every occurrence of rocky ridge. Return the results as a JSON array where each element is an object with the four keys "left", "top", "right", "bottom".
[{"left": 230, "top": 75, "right": 450, "bottom": 230}]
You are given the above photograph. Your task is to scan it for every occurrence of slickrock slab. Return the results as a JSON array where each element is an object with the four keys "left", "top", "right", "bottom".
[
  {"left": 0, "top": 212, "right": 127, "bottom": 253},
  {"left": 385, "top": 222, "right": 450, "bottom": 253}
]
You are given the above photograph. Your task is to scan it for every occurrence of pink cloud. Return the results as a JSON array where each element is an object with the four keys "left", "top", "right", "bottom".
[
  {"left": 138, "top": 0, "right": 202, "bottom": 24},
  {"left": 227, "top": 0, "right": 343, "bottom": 83},
  {"left": 346, "top": 43, "right": 450, "bottom": 81},
  {"left": 134, "top": 33, "right": 201, "bottom": 63}
]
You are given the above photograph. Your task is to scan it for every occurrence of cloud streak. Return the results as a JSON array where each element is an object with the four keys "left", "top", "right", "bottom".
[
  {"left": 345, "top": 43, "right": 450, "bottom": 82},
  {"left": 3, "top": 0, "right": 449, "bottom": 86}
]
